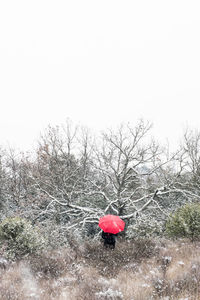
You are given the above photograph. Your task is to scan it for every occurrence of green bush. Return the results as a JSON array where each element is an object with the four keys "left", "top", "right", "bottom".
[
  {"left": 0, "top": 217, "right": 46, "bottom": 258},
  {"left": 166, "top": 203, "right": 200, "bottom": 241}
]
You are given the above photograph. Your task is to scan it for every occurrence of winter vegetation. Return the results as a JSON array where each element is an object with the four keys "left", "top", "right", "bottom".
[{"left": 1, "top": 119, "right": 200, "bottom": 299}]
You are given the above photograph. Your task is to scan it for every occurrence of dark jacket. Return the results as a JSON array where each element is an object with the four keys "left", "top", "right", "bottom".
[{"left": 102, "top": 231, "right": 116, "bottom": 245}]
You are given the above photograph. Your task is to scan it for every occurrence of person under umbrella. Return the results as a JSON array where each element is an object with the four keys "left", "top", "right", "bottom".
[
  {"left": 101, "top": 231, "right": 117, "bottom": 249},
  {"left": 98, "top": 215, "right": 125, "bottom": 249}
]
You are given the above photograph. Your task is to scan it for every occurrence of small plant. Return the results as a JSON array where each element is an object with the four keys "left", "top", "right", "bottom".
[
  {"left": 0, "top": 217, "right": 46, "bottom": 259},
  {"left": 29, "top": 248, "right": 75, "bottom": 278},
  {"left": 165, "top": 203, "right": 200, "bottom": 241},
  {"left": 133, "top": 238, "right": 158, "bottom": 260}
]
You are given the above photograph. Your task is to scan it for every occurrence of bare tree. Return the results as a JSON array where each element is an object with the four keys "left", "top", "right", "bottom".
[
  {"left": 172, "top": 128, "right": 200, "bottom": 197},
  {"left": 87, "top": 121, "right": 173, "bottom": 219},
  {"left": 2, "top": 121, "right": 200, "bottom": 238},
  {"left": 30, "top": 120, "right": 181, "bottom": 233},
  {"left": 150, "top": 129, "right": 200, "bottom": 214},
  {"left": 0, "top": 148, "right": 8, "bottom": 213}
]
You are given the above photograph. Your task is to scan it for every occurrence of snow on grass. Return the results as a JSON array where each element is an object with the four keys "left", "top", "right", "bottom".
[{"left": 1, "top": 239, "right": 200, "bottom": 299}]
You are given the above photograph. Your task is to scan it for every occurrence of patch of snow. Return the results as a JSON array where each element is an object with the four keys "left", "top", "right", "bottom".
[
  {"left": 177, "top": 261, "right": 185, "bottom": 266},
  {"left": 141, "top": 283, "right": 150, "bottom": 288},
  {"left": 192, "top": 264, "right": 197, "bottom": 270},
  {"left": 98, "top": 277, "right": 110, "bottom": 286},
  {"left": 149, "top": 268, "right": 160, "bottom": 276},
  {"left": 95, "top": 288, "right": 124, "bottom": 299},
  {"left": 163, "top": 256, "right": 172, "bottom": 262},
  {"left": 0, "top": 257, "right": 8, "bottom": 268},
  {"left": 20, "top": 263, "right": 40, "bottom": 300}
]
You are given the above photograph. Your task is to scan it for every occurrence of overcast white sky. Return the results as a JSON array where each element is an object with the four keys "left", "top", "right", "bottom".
[{"left": 0, "top": 1, "right": 200, "bottom": 151}]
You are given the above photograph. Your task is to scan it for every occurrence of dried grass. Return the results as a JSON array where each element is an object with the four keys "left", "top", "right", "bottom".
[{"left": 1, "top": 238, "right": 200, "bottom": 299}]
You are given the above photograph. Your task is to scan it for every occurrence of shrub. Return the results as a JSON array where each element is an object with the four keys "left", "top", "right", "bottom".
[
  {"left": 29, "top": 248, "right": 75, "bottom": 278},
  {"left": 165, "top": 203, "right": 200, "bottom": 241},
  {"left": 0, "top": 217, "right": 46, "bottom": 259},
  {"left": 126, "top": 216, "right": 164, "bottom": 239},
  {"left": 132, "top": 238, "right": 159, "bottom": 260}
]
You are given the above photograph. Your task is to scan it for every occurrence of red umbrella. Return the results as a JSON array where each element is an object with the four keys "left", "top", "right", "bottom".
[{"left": 98, "top": 214, "right": 125, "bottom": 234}]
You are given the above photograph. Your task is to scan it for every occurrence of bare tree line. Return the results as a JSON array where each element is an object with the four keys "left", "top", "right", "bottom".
[{"left": 1, "top": 119, "right": 200, "bottom": 236}]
